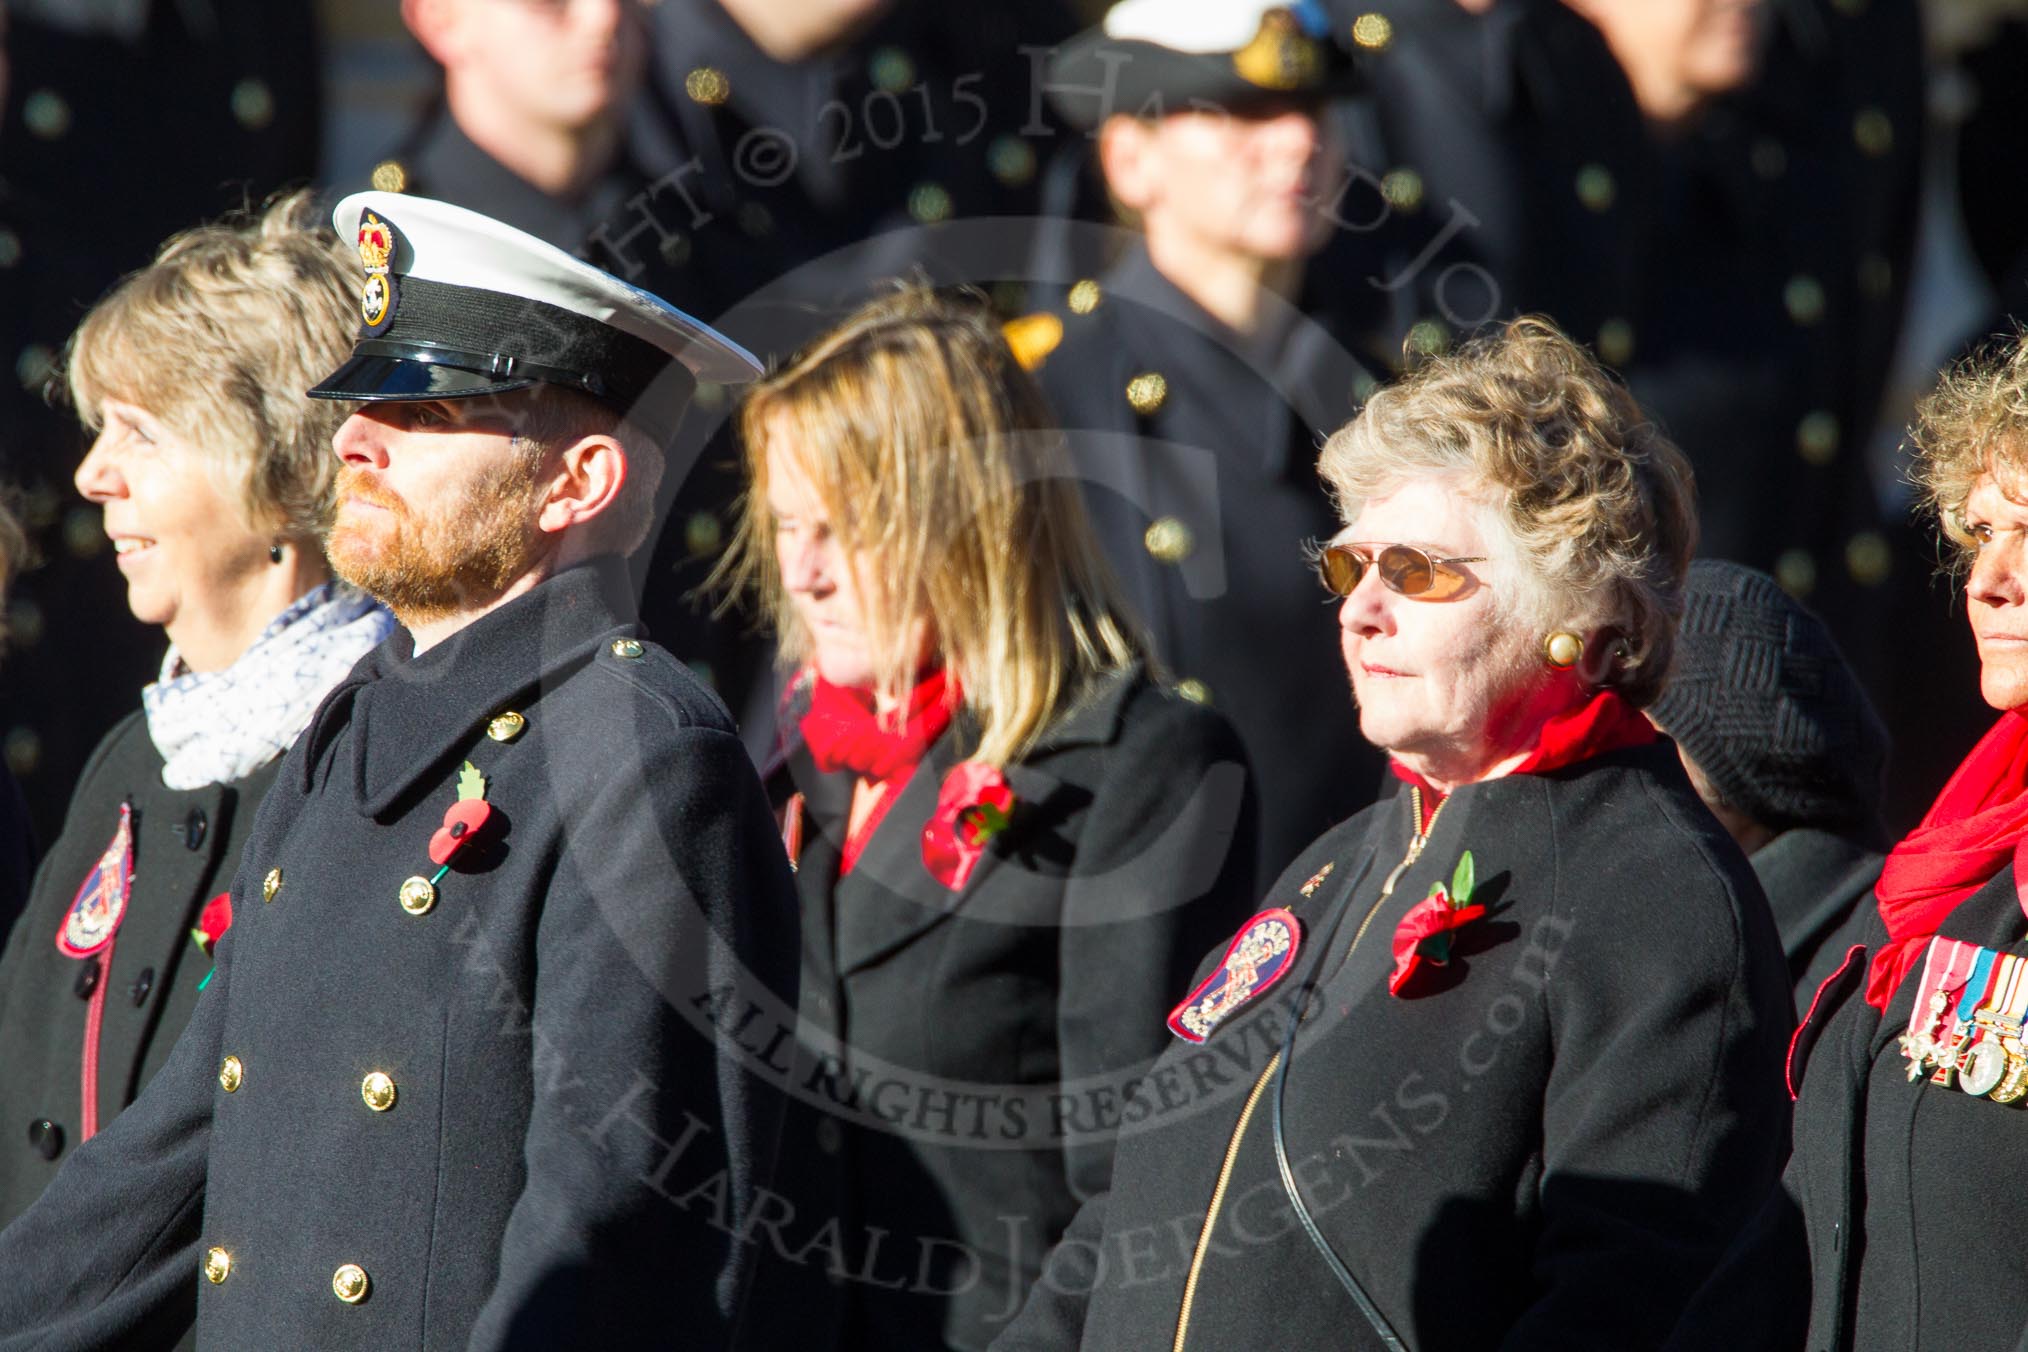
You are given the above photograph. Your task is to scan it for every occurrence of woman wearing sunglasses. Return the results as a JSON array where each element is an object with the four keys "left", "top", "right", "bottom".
[
  {"left": 722, "top": 288, "right": 1260, "bottom": 1351},
  {"left": 995, "top": 317, "right": 1795, "bottom": 1352}
]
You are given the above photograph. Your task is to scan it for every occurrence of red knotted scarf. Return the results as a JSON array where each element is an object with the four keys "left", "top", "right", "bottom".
[
  {"left": 798, "top": 669, "right": 957, "bottom": 874},
  {"left": 1384, "top": 691, "right": 1657, "bottom": 994},
  {"left": 1866, "top": 710, "right": 2028, "bottom": 1009},
  {"left": 1388, "top": 689, "right": 1659, "bottom": 816}
]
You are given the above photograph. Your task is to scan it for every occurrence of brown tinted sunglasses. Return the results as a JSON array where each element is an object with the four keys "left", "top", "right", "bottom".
[{"left": 1314, "top": 543, "right": 1486, "bottom": 600}]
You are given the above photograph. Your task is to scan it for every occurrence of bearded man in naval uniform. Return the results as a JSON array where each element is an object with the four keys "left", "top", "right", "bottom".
[{"left": 0, "top": 192, "right": 800, "bottom": 1351}]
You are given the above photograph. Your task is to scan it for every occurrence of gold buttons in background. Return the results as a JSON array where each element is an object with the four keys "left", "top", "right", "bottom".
[
  {"left": 1067, "top": 279, "right": 1102, "bottom": 315},
  {"left": 610, "top": 638, "right": 645, "bottom": 660},
  {"left": 219, "top": 1056, "right": 243, "bottom": 1093},
  {"left": 1574, "top": 163, "right": 1616, "bottom": 213},
  {"left": 486, "top": 711, "right": 526, "bottom": 742},
  {"left": 1796, "top": 411, "right": 1840, "bottom": 466},
  {"left": 684, "top": 67, "right": 730, "bottom": 105},
  {"left": 204, "top": 1247, "right": 232, "bottom": 1284},
  {"left": 398, "top": 877, "right": 436, "bottom": 917},
  {"left": 1125, "top": 372, "right": 1168, "bottom": 415},
  {"left": 1176, "top": 679, "right": 1213, "bottom": 706},
  {"left": 262, "top": 868, "right": 282, "bottom": 903},
  {"left": 361, "top": 1072, "right": 397, "bottom": 1113},
  {"left": 332, "top": 1263, "right": 370, "bottom": 1304},
  {"left": 1351, "top": 12, "right": 1393, "bottom": 50},
  {"left": 1143, "top": 517, "right": 1195, "bottom": 564},
  {"left": 1596, "top": 318, "right": 1635, "bottom": 367}
]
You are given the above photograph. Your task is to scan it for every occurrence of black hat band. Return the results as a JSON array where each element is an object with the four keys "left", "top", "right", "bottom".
[{"left": 323, "top": 274, "right": 690, "bottom": 413}]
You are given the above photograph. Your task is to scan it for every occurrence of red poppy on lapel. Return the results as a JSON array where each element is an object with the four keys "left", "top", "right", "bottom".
[
  {"left": 1389, "top": 850, "right": 1486, "bottom": 996},
  {"left": 429, "top": 761, "right": 494, "bottom": 867},
  {"left": 921, "top": 762, "right": 1015, "bottom": 891},
  {"left": 190, "top": 891, "right": 233, "bottom": 956}
]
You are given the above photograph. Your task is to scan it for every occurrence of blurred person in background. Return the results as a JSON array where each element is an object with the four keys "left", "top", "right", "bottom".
[
  {"left": 1575, "top": 0, "right": 1929, "bottom": 820},
  {"left": 0, "top": 193, "right": 390, "bottom": 1272},
  {"left": 1012, "top": 0, "right": 1383, "bottom": 884},
  {"left": 1649, "top": 559, "right": 1891, "bottom": 1005},
  {"left": 624, "top": 0, "right": 1078, "bottom": 330},
  {"left": 374, "top": 0, "right": 655, "bottom": 258},
  {"left": 0, "top": 494, "right": 34, "bottom": 938},
  {"left": 727, "top": 288, "right": 1258, "bottom": 1351},
  {"left": 1300, "top": 0, "right": 1651, "bottom": 373}
]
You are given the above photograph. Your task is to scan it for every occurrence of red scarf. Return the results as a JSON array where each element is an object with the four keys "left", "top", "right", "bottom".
[
  {"left": 1866, "top": 711, "right": 2028, "bottom": 1009},
  {"left": 1389, "top": 690, "right": 1659, "bottom": 823},
  {"left": 798, "top": 669, "right": 958, "bottom": 874}
]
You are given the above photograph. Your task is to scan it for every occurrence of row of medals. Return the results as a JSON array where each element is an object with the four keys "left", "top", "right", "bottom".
[{"left": 1900, "top": 947, "right": 2028, "bottom": 1102}]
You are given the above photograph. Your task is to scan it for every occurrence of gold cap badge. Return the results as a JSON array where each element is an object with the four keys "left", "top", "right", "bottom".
[{"left": 1233, "top": 10, "right": 1324, "bottom": 92}]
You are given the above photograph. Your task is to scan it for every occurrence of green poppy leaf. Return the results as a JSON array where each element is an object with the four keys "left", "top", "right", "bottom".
[{"left": 1451, "top": 850, "right": 1475, "bottom": 907}]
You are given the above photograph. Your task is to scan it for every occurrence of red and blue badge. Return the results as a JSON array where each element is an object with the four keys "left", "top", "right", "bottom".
[
  {"left": 55, "top": 802, "right": 134, "bottom": 958},
  {"left": 1168, "top": 908, "right": 1303, "bottom": 1044}
]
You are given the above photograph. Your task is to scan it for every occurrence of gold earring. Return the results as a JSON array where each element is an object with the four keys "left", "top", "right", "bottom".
[{"left": 1543, "top": 632, "right": 1584, "bottom": 669}]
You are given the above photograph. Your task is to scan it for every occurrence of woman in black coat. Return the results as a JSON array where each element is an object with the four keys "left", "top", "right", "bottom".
[
  {"left": 0, "top": 497, "right": 37, "bottom": 939},
  {"left": 0, "top": 193, "right": 390, "bottom": 1234},
  {"left": 1670, "top": 333, "right": 2028, "bottom": 1352},
  {"left": 721, "top": 289, "right": 1260, "bottom": 1351},
  {"left": 995, "top": 317, "right": 1796, "bottom": 1351}
]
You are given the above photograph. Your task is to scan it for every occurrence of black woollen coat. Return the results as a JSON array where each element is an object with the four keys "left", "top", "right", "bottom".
[
  {"left": 750, "top": 667, "right": 1260, "bottom": 1351},
  {"left": 996, "top": 741, "right": 1795, "bottom": 1352},
  {"left": 0, "top": 713, "right": 277, "bottom": 1230},
  {"left": 0, "top": 563, "right": 800, "bottom": 1350}
]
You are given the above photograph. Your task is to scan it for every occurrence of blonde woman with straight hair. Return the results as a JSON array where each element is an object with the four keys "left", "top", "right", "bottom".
[{"left": 723, "top": 287, "right": 1259, "bottom": 1352}]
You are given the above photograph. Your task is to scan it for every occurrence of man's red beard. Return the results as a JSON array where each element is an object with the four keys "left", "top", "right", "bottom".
[{"left": 327, "top": 458, "right": 551, "bottom": 627}]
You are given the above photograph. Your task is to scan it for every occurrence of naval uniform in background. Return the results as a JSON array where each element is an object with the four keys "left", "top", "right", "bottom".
[
  {"left": 366, "top": 106, "right": 660, "bottom": 261},
  {"left": 1310, "top": 0, "right": 1650, "bottom": 371},
  {"left": 1022, "top": 248, "right": 1384, "bottom": 886},
  {"left": 0, "top": 562, "right": 799, "bottom": 1348}
]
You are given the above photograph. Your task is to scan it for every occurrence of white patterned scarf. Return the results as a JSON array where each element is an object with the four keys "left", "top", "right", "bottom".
[{"left": 143, "top": 583, "right": 395, "bottom": 789}]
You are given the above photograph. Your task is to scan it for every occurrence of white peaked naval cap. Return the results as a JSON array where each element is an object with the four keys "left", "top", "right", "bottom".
[{"left": 307, "top": 191, "right": 762, "bottom": 424}]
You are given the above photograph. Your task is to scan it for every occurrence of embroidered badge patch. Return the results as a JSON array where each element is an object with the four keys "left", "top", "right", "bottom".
[
  {"left": 56, "top": 802, "right": 135, "bottom": 958},
  {"left": 1168, "top": 908, "right": 1303, "bottom": 1044},
  {"left": 357, "top": 209, "right": 399, "bottom": 334}
]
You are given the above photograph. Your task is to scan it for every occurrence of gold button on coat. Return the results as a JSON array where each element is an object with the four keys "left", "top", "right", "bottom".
[
  {"left": 219, "top": 1056, "right": 243, "bottom": 1093},
  {"left": 398, "top": 876, "right": 437, "bottom": 916},
  {"left": 1143, "top": 517, "right": 1195, "bottom": 564},
  {"left": 361, "top": 1072, "right": 397, "bottom": 1112},
  {"left": 332, "top": 1263, "right": 370, "bottom": 1304},
  {"left": 204, "top": 1247, "right": 231, "bottom": 1284},
  {"left": 1067, "top": 279, "right": 1102, "bottom": 315},
  {"left": 486, "top": 711, "right": 526, "bottom": 742},
  {"left": 685, "top": 67, "right": 730, "bottom": 104},
  {"left": 262, "top": 868, "right": 282, "bottom": 903},
  {"left": 1125, "top": 372, "right": 1168, "bottom": 415},
  {"left": 610, "top": 638, "right": 645, "bottom": 659}
]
